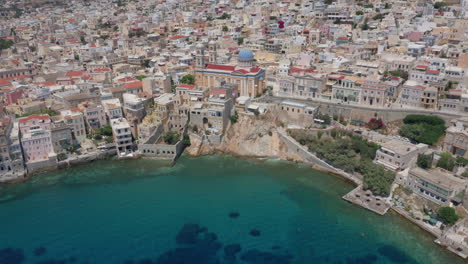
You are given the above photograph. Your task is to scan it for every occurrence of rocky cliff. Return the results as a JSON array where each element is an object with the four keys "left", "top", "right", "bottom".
[{"left": 185, "top": 112, "right": 301, "bottom": 161}]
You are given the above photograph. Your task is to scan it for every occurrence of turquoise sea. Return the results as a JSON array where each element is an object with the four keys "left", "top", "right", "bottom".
[{"left": 0, "top": 155, "right": 464, "bottom": 264}]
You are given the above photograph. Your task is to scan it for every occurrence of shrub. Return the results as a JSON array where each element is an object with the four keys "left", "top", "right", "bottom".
[
  {"left": 360, "top": 160, "right": 395, "bottom": 196},
  {"left": 180, "top": 74, "right": 195, "bottom": 85},
  {"left": 230, "top": 113, "right": 238, "bottom": 124},
  {"left": 437, "top": 207, "right": 459, "bottom": 225},
  {"left": 317, "top": 131, "right": 323, "bottom": 139},
  {"left": 417, "top": 153, "right": 433, "bottom": 169},
  {"left": 399, "top": 115, "right": 445, "bottom": 145},
  {"left": 182, "top": 135, "right": 191, "bottom": 147},
  {"left": 437, "top": 152, "right": 455, "bottom": 171},
  {"left": 455, "top": 156, "right": 468, "bottom": 166},
  {"left": 163, "top": 131, "right": 180, "bottom": 145},
  {"left": 367, "top": 118, "right": 385, "bottom": 130}
]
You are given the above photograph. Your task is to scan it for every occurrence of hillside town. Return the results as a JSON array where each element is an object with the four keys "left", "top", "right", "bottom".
[{"left": 0, "top": 0, "right": 468, "bottom": 259}]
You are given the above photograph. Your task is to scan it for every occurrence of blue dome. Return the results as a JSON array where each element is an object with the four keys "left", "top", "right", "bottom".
[{"left": 238, "top": 49, "right": 254, "bottom": 60}]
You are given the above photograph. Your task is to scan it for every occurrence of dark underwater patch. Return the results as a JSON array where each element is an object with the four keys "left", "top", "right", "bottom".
[
  {"left": 345, "top": 253, "right": 378, "bottom": 264},
  {"left": 228, "top": 212, "right": 240, "bottom": 218},
  {"left": 224, "top": 243, "right": 241, "bottom": 257},
  {"left": 33, "top": 247, "right": 46, "bottom": 256},
  {"left": 240, "top": 249, "right": 293, "bottom": 264},
  {"left": 249, "top": 229, "right": 261, "bottom": 237},
  {"left": 378, "top": 245, "right": 412, "bottom": 263},
  {"left": 0, "top": 247, "right": 25, "bottom": 264}
]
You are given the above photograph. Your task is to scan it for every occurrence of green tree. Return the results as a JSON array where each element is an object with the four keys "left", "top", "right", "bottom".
[
  {"left": 437, "top": 207, "right": 459, "bottom": 225},
  {"left": 163, "top": 131, "right": 180, "bottom": 145},
  {"left": 80, "top": 36, "right": 87, "bottom": 45},
  {"left": 444, "top": 81, "right": 453, "bottom": 91},
  {"left": 356, "top": 11, "right": 364, "bottom": 15},
  {"left": 0, "top": 39, "right": 14, "bottom": 51},
  {"left": 136, "top": 75, "right": 146, "bottom": 81},
  {"left": 399, "top": 115, "right": 446, "bottom": 145},
  {"left": 222, "top": 26, "right": 229, "bottom": 32},
  {"left": 434, "top": 2, "right": 448, "bottom": 9},
  {"left": 182, "top": 134, "right": 191, "bottom": 146},
  {"left": 317, "top": 131, "right": 323, "bottom": 139},
  {"left": 360, "top": 160, "right": 395, "bottom": 196},
  {"left": 237, "top": 37, "right": 244, "bottom": 45},
  {"left": 437, "top": 152, "right": 455, "bottom": 171},
  {"left": 417, "top": 153, "right": 433, "bottom": 169},
  {"left": 230, "top": 112, "right": 238, "bottom": 124},
  {"left": 142, "top": 59, "right": 151, "bottom": 68},
  {"left": 373, "top": 13, "right": 385, "bottom": 20},
  {"left": 180, "top": 74, "right": 195, "bottom": 85}
]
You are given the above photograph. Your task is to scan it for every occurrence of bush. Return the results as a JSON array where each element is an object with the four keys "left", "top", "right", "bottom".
[
  {"left": 356, "top": 11, "right": 363, "bottom": 15},
  {"left": 373, "top": 13, "right": 385, "bottom": 20},
  {"left": 417, "top": 153, "right": 433, "bottom": 169},
  {"left": 399, "top": 115, "right": 445, "bottom": 145},
  {"left": 437, "top": 152, "right": 455, "bottom": 171},
  {"left": 230, "top": 113, "right": 238, "bottom": 124},
  {"left": 360, "top": 160, "right": 395, "bottom": 196},
  {"left": 182, "top": 135, "right": 191, "bottom": 147},
  {"left": 367, "top": 118, "right": 385, "bottom": 130},
  {"left": 180, "top": 74, "right": 195, "bottom": 85},
  {"left": 315, "top": 113, "right": 331, "bottom": 125},
  {"left": 437, "top": 207, "right": 459, "bottom": 225},
  {"left": 455, "top": 156, "right": 468, "bottom": 166},
  {"left": 434, "top": 2, "right": 448, "bottom": 9},
  {"left": 289, "top": 129, "right": 391, "bottom": 195},
  {"left": 317, "top": 131, "right": 323, "bottom": 139},
  {"left": 163, "top": 131, "right": 180, "bottom": 145}
]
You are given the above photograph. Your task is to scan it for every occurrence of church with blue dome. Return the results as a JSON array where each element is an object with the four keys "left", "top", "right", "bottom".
[{"left": 194, "top": 42, "right": 265, "bottom": 98}]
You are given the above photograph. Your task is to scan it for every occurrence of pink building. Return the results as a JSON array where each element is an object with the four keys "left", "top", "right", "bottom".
[
  {"left": 78, "top": 102, "right": 107, "bottom": 133},
  {"left": 4, "top": 89, "right": 23, "bottom": 106},
  {"left": 19, "top": 114, "right": 52, "bottom": 134},
  {"left": 19, "top": 115, "right": 55, "bottom": 163},
  {"left": 361, "top": 78, "right": 388, "bottom": 107}
]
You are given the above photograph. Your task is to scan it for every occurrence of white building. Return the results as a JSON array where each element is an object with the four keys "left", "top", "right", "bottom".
[{"left": 111, "top": 118, "right": 133, "bottom": 156}]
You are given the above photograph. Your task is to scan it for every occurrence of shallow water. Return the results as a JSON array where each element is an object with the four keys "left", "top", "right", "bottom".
[{"left": 0, "top": 155, "right": 463, "bottom": 264}]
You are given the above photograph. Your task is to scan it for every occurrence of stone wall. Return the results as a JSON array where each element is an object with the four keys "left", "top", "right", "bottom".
[
  {"left": 276, "top": 128, "right": 361, "bottom": 185},
  {"left": 315, "top": 103, "right": 463, "bottom": 123},
  {"left": 27, "top": 157, "right": 58, "bottom": 174},
  {"left": 57, "top": 149, "right": 117, "bottom": 169}
]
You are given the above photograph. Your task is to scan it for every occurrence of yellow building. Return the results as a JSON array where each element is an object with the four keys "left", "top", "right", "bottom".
[{"left": 194, "top": 43, "right": 265, "bottom": 98}]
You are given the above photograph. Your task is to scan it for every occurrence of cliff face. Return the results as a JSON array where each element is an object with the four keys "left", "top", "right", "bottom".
[{"left": 186, "top": 112, "right": 297, "bottom": 159}]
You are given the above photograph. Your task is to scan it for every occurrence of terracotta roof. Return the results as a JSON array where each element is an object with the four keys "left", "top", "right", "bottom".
[
  {"left": 19, "top": 114, "right": 50, "bottom": 123},
  {"left": 0, "top": 79, "right": 12, "bottom": 87},
  {"left": 169, "top": 35, "right": 186, "bottom": 40},
  {"left": 117, "top": 77, "right": 137, "bottom": 82},
  {"left": 177, "top": 84, "right": 196, "bottom": 90},
  {"left": 426, "top": 69, "right": 440, "bottom": 74},
  {"left": 37, "top": 81, "right": 56, "bottom": 86},
  {"left": 93, "top": 67, "right": 111, "bottom": 73},
  {"left": 206, "top": 64, "right": 236, "bottom": 71},
  {"left": 250, "top": 67, "right": 261, "bottom": 73},
  {"left": 124, "top": 81, "right": 143, "bottom": 89},
  {"left": 66, "top": 70, "right": 86, "bottom": 77}
]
